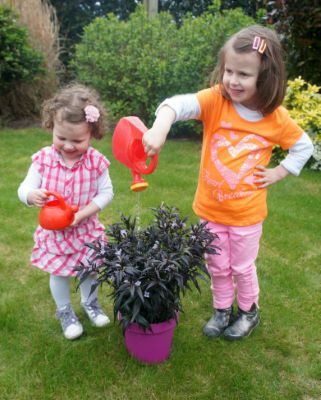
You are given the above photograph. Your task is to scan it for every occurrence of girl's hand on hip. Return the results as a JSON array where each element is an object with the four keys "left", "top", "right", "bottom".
[
  {"left": 27, "top": 189, "right": 49, "bottom": 207},
  {"left": 254, "top": 165, "right": 289, "bottom": 188}
]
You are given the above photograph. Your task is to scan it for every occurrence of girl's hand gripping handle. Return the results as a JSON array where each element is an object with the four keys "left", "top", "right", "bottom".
[
  {"left": 27, "top": 189, "right": 50, "bottom": 207},
  {"left": 142, "top": 105, "right": 176, "bottom": 156}
]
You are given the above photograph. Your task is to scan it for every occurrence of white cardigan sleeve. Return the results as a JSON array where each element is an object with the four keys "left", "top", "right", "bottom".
[
  {"left": 17, "top": 164, "right": 42, "bottom": 206},
  {"left": 155, "top": 94, "right": 200, "bottom": 122},
  {"left": 92, "top": 169, "right": 114, "bottom": 210},
  {"left": 280, "top": 132, "right": 314, "bottom": 176}
]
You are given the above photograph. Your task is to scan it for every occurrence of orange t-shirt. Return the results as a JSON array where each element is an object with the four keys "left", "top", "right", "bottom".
[{"left": 193, "top": 87, "right": 303, "bottom": 226}]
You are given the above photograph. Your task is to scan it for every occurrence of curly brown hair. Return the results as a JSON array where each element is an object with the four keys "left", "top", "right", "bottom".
[
  {"left": 42, "top": 83, "right": 109, "bottom": 139},
  {"left": 211, "top": 25, "right": 287, "bottom": 116}
]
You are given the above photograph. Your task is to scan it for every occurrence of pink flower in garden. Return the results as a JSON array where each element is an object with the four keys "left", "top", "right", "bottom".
[{"left": 84, "top": 105, "right": 100, "bottom": 123}]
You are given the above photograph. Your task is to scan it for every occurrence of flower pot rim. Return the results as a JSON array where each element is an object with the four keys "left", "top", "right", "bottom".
[{"left": 126, "top": 317, "right": 177, "bottom": 335}]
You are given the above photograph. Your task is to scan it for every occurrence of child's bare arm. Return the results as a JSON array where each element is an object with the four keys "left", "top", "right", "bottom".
[
  {"left": 143, "top": 106, "right": 176, "bottom": 156},
  {"left": 143, "top": 94, "right": 200, "bottom": 156},
  {"left": 71, "top": 201, "right": 100, "bottom": 226}
]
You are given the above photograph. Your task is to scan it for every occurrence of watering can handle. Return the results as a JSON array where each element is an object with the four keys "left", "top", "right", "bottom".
[
  {"left": 44, "top": 191, "right": 66, "bottom": 209},
  {"left": 133, "top": 153, "right": 158, "bottom": 175}
]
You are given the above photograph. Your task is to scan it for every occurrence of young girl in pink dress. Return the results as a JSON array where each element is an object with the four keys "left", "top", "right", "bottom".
[{"left": 18, "top": 84, "right": 113, "bottom": 340}]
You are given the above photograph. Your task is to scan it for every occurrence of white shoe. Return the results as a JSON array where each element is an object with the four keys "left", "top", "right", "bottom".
[
  {"left": 81, "top": 299, "right": 110, "bottom": 327},
  {"left": 56, "top": 304, "right": 83, "bottom": 340}
]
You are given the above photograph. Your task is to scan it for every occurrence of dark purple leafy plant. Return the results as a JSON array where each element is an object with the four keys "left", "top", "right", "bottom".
[{"left": 76, "top": 204, "right": 219, "bottom": 330}]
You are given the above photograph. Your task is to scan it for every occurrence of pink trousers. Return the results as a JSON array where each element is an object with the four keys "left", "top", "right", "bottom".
[{"left": 205, "top": 221, "right": 263, "bottom": 312}]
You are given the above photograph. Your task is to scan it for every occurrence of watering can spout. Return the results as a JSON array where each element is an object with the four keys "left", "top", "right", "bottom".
[
  {"left": 130, "top": 172, "right": 149, "bottom": 192},
  {"left": 112, "top": 116, "right": 158, "bottom": 192}
]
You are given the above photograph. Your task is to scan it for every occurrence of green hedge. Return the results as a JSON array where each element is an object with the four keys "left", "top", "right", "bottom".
[{"left": 73, "top": 5, "right": 253, "bottom": 134}]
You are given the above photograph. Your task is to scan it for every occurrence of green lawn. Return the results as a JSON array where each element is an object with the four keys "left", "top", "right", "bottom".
[{"left": 0, "top": 128, "right": 320, "bottom": 400}]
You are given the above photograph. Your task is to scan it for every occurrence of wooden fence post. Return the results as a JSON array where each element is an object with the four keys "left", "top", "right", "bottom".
[{"left": 143, "top": 0, "right": 158, "bottom": 17}]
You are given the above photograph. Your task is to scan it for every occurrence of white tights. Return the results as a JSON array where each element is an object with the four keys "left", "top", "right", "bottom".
[{"left": 49, "top": 275, "right": 98, "bottom": 309}]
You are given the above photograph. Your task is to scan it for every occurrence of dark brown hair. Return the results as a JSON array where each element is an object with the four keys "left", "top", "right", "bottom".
[
  {"left": 42, "top": 83, "right": 108, "bottom": 139},
  {"left": 212, "top": 25, "right": 287, "bottom": 115}
]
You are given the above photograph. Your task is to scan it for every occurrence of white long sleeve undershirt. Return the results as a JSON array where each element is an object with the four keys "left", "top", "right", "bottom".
[
  {"left": 156, "top": 94, "right": 314, "bottom": 176},
  {"left": 18, "top": 165, "right": 113, "bottom": 210}
]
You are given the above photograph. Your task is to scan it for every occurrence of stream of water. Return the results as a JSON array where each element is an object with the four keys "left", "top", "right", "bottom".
[{"left": 133, "top": 192, "right": 142, "bottom": 230}]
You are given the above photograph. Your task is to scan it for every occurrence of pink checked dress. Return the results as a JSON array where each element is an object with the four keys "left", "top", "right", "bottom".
[{"left": 31, "top": 145, "right": 110, "bottom": 276}]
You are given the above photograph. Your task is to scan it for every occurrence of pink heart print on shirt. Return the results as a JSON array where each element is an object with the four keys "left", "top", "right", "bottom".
[
  {"left": 229, "top": 131, "right": 239, "bottom": 141},
  {"left": 211, "top": 133, "right": 269, "bottom": 190},
  {"left": 244, "top": 174, "right": 256, "bottom": 185},
  {"left": 220, "top": 121, "right": 233, "bottom": 128}
]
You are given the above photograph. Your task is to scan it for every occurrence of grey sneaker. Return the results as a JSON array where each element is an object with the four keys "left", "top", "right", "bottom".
[
  {"left": 203, "top": 307, "right": 233, "bottom": 338},
  {"left": 81, "top": 299, "right": 110, "bottom": 327},
  {"left": 56, "top": 304, "right": 83, "bottom": 340},
  {"left": 223, "top": 303, "right": 259, "bottom": 341}
]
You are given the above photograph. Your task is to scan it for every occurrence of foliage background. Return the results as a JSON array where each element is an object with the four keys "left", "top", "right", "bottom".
[
  {"left": 271, "top": 77, "right": 321, "bottom": 171},
  {"left": 48, "top": 1, "right": 321, "bottom": 87},
  {"left": 0, "top": 6, "right": 43, "bottom": 91},
  {"left": 74, "top": 5, "right": 253, "bottom": 134},
  {"left": 266, "top": 0, "right": 321, "bottom": 86},
  {"left": 0, "top": 0, "right": 60, "bottom": 121},
  {"left": 1, "top": 1, "right": 320, "bottom": 121}
]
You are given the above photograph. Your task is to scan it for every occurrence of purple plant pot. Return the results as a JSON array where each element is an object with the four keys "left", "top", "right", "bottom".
[{"left": 124, "top": 318, "right": 177, "bottom": 364}]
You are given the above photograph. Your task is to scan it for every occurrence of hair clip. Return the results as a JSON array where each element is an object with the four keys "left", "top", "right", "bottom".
[
  {"left": 252, "top": 36, "right": 266, "bottom": 54},
  {"left": 84, "top": 105, "right": 100, "bottom": 123}
]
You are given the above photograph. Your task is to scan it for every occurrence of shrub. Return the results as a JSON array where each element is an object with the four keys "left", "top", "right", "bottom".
[
  {"left": 74, "top": 8, "right": 179, "bottom": 126},
  {"left": 272, "top": 77, "right": 321, "bottom": 171},
  {"left": 0, "top": 0, "right": 60, "bottom": 120},
  {"left": 285, "top": 77, "right": 321, "bottom": 137},
  {"left": 73, "top": 5, "right": 253, "bottom": 135},
  {"left": 0, "top": 6, "right": 43, "bottom": 90}
]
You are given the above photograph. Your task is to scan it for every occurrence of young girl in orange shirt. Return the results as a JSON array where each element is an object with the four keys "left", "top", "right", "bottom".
[{"left": 142, "top": 25, "right": 314, "bottom": 340}]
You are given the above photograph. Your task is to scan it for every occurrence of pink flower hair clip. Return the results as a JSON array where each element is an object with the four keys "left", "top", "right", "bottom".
[
  {"left": 84, "top": 105, "right": 100, "bottom": 123},
  {"left": 252, "top": 36, "right": 267, "bottom": 54}
]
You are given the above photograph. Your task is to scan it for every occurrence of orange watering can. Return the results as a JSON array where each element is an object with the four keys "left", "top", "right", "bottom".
[
  {"left": 39, "top": 191, "right": 79, "bottom": 230},
  {"left": 112, "top": 116, "right": 158, "bottom": 192}
]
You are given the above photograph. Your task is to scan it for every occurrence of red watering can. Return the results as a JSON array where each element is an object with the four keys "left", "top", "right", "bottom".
[
  {"left": 39, "top": 191, "right": 79, "bottom": 230},
  {"left": 112, "top": 116, "right": 158, "bottom": 192}
]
